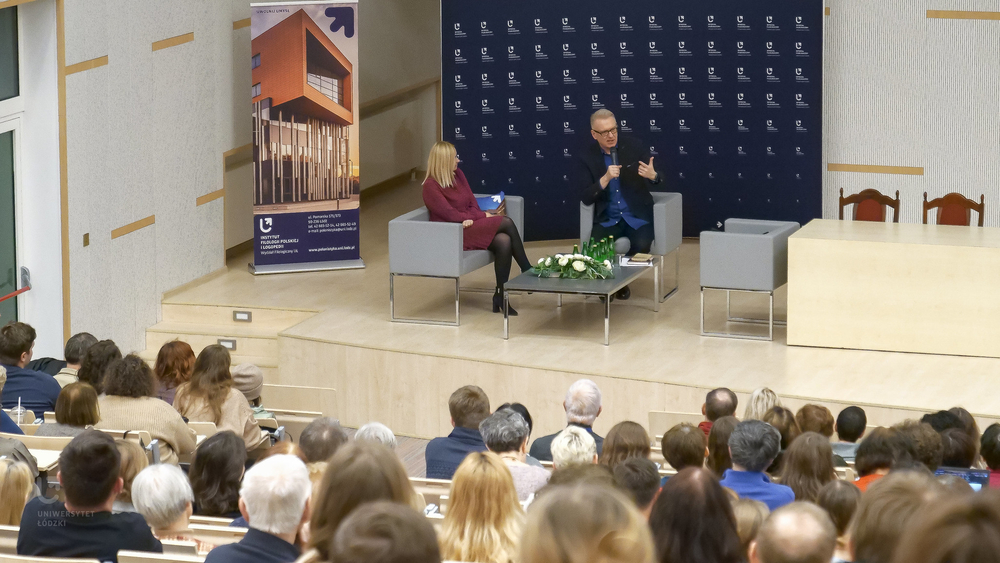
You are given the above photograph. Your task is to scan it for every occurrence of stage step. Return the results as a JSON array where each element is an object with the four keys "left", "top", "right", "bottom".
[
  {"left": 146, "top": 322, "right": 279, "bottom": 357},
  {"left": 161, "top": 303, "right": 315, "bottom": 329}
]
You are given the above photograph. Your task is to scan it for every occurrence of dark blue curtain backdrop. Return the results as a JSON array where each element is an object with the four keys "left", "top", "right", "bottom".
[{"left": 441, "top": 0, "right": 823, "bottom": 240}]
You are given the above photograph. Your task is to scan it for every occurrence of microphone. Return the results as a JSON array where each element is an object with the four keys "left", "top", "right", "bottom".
[{"left": 610, "top": 147, "right": 619, "bottom": 166}]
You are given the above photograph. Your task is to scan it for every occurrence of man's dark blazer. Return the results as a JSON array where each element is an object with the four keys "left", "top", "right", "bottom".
[
  {"left": 528, "top": 423, "right": 604, "bottom": 462},
  {"left": 575, "top": 135, "right": 663, "bottom": 226}
]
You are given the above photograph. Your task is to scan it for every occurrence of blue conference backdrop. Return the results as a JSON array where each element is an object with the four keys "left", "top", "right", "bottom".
[{"left": 441, "top": 0, "right": 823, "bottom": 240}]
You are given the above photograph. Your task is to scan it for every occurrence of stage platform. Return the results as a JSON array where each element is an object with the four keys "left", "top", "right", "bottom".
[{"left": 160, "top": 180, "right": 1000, "bottom": 441}]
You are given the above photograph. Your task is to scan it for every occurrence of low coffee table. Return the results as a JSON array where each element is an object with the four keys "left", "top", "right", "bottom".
[{"left": 503, "top": 257, "right": 661, "bottom": 346}]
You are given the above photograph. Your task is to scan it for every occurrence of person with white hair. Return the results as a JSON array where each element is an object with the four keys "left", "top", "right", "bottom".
[
  {"left": 204, "top": 455, "right": 312, "bottom": 563},
  {"left": 551, "top": 426, "right": 599, "bottom": 469},
  {"left": 529, "top": 379, "right": 604, "bottom": 462},
  {"left": 355, "top": 422, "right": 397, "bottom": 450},
  {"left": 132, "top": 464, "right": 217, "bottom": 554}
]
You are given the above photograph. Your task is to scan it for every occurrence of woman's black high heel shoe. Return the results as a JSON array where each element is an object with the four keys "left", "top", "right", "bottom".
[{"left": 493, "top": 289, "right": 517, "bottom": 315}]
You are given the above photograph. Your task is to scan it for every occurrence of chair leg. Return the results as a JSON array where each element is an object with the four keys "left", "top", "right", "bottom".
[
  {"left": 389, "top": 273, "right": 395, "bottom": 321},
  {"left": 769, "top": 292, "right": 774, "bottom": 341},
  {"left": 661, "top": 250, "right": 680, "bottom": 302},
  {"left": 455, "top": 277, "right": 461, "bottom": 326},
  {"left": 389, "top": 273, "right": 462, "bottom": 326},
  {"left": 701, "top": 287, "right": 776, "bottom": 341},
  {"left": 700, "top": 287, "right": 706, "bottom": 335}
]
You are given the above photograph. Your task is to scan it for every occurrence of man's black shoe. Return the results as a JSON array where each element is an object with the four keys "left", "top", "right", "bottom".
[{"left": 615, "top": 286, "right": 631, "bottom": 300}]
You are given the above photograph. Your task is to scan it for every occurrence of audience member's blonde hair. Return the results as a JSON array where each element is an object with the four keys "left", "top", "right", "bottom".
[
  {"left": 424, "top": 142, "right": 458, "bottom": 188},
  {"left": 551, "top": 426, "right": 597, "bottom": 469},
  {"left": 744, "top": 388, "right": 781, "bottom": 421},
  {"left": 439, "top": 452, "right": 523, "bottom": 563},
  {"left": 115, "top": 439, "right": 149, "bottom": 505},
  {"left": 0, "top": 459, "right": 33, "bottom": 525},
  {"left": 732, "top": 498, "right": 769, "bottom": 559},
  {"left": 521, "top": 483, "right": 654, "bottom": 563}
]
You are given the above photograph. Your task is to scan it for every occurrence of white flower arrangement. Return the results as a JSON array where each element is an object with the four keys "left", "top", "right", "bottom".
[{"left": 529, "top": 250, "right": 614, "bottom": 280}]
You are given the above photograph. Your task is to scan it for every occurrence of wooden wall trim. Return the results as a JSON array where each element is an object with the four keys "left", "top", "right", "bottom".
[
  {"left": 0, "top": 0, "right": 40, "bottom": 9},
  {"left": 233, "top": 18, "right": 250, "bottom": 30},
  {"left": 196, "top": 189, "right": 225, "bottom": 206},
  {"left": 152, "top": 32, "right": 194, "bottom": 52},
  {"left": 825, "top": 7, "right": 831, "bottom": 16},
  {"left": 827, "top": 163, "right": 925, "bottom": 176},
  {"left": 926, "top": 10, "right": 1000, "bottom": 20},
  {"left": 111, "top": 215, "right": 156, "bottom": 239},
  {"left": 65, "top": 55, "right": 108, "bottom": 76}
]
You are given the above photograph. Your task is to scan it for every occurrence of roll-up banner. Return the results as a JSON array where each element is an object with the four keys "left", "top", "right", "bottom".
[{"left": 250, "top": 1, "right": 363, "bottom": 274}]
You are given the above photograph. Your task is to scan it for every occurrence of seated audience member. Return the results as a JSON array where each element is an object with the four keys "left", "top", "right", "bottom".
[
  {"left": 206, "top": 455, "right": 311, "bottom": 563},
  {"left": 0, "top": 434, "right": 37, "bottom": 475},
  {"left": 113, "top": 438, "right": 149, "bottom": 513},
  {"left": 153, "top": 340, "right": 195, "bottom": 405},
  {"left": 306, "top": 442, "right": 421, "bottom": 563},
  {"left": 662, "top": 422, "right": 706, "bottom": 474},
  {"left": 190, "top": 431, "right": 247, "bottom": 517},
  {"left": 744, "top": 387, "right": 781, "bottom": 421},
  {"left": 77, "top": 339, "right": 121, "bottom": 392},
  {"left": 600, "top": 420, "right": 651, "bottom": 469},
  {"left": 719, "top": 420, "right": 794, "bottom": 510},
  {"left": 355, "top": 421, "right": 397, "bottom": 450},
  {"left": 174, "top": 345, "right": 267, "bottom": 451},
  {"left": 232, "top": 363, "right": 274, "bottom": 420},
  {"left": 132, "top": 464, "right": 218, "bottom": 554},
  {"left": 520, "top": 484, "right": 655, "bottom": 563},
  {"left": 543, "top": 463, "right": 615, "bottom": 490},
  {"left": 732, "top": 499, "right": 769, "bottom": 561},
  {"left": 981, "top": 423, "right": 1000, "bottom": 488},
  {"left": 95, "top": 355, "right": 196, "bottom": 465},
  {"left": 749, "top": 502, "right": 836, "bottom": 563},
  {"left": 0, "top": 366, "right": 21, "bottom": 434},
  {"left": 54, "top": 332, "right": 98, "bottom": 387},
  {"left": 0, "top": 321, "right": 61, "bottom": 413},
  {"left": 17, "top": 431, "right": 162, "bottom": 562},
  {"left": 939, "top": 427, "right": 976, "bottom": 468},
  {"left": 551, "top": 425, "right": 598, "bottom": 469},
  {"left": 497, "top": 402, "right": 543, "bottom": 466},
  {"left": 425, "top": 385, "right": 490, "bottom": 479},
  {"left": 706, "top": 416, "right": 739, "bottom": 478},
  {"left": 300, "top": 417, "right": 349, "bottom": 464},
  {"left": 762, "top": 406, "right": 801, "bottom": 474},
  {"left": 893, "top": 420, "right": 943, "bottom": 471},
  {"left": 850, "top": 471, "right": 942, "bottom": 563},
  {"left": 816, "top": 480, "right": 861, "bottom": 563},
  {"left": 779, "top": 432, "right": 836, "bottom": 502},
  {"left": 833, "top": 406, "right": 867, "bottom": 462},
  {"left": 795, "top": 404, "right": 835, "bottom": 438},
  {"left": 701, "top": 387, "right": 738, "bottom": 436},
  {"left": 854, "top": 427, "right": 916, "bottom": 492},
  {"left": 892, "top": 490, "right": 1000, "bottom": 563},
  {"left": 439, "top": 452, "right": 523, "bottom": 563},
  {"left": 613, "top": 457, "right": 661, "bottom": 519},
  {"left": 948, "top": 406, "right": 981, "bottom": 448},
  {"left": 35, "top": 382, "right": 99, "bottom": 437},
  {"left": 529, "top": 379, "right": 604, "bottom": 461},
  {"left": 649, "top": 467, "right": 743, "bottom": 563},
  {"left": 479, "top": 408, "right": 550, "bottom": 501},
  {"left": 330, "top": 501, "right": 441, "bottom": 563},
  {"left": 920, "top": 410, "right": 964, "bottom": 433},
  {"left": 0, "top": 459, "right": 34, "bottom": 525}
]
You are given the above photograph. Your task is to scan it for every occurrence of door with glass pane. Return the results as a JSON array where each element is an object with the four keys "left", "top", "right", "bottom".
[{"left": 0, "top": 129, "right": 16, "bottom": 321}]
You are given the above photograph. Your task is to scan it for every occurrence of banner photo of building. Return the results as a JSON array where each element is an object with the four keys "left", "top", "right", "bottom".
[
  {"left": 441, "top": 0, "right": 823, "bottom": 240},
  {"left": 250, "top": 1, "right": 362, "bottom": 274}
]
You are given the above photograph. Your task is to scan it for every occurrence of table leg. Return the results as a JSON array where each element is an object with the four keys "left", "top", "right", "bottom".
[
  {"left": 503, "top": 290, "right": 509, "bottom": 340},
  {"left": 653, "top": 261, "right": 660, "bottom": 313},
  {"left": 557, "top": 294, "right": 563, "bottom": 308},
  {"left": 605, "top": 294, "right": 611, "bottom": 346}
]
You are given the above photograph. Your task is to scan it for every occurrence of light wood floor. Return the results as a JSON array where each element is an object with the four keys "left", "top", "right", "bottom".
[{"left": 168, "top": 180, "right": 1000, "bottom": 432}]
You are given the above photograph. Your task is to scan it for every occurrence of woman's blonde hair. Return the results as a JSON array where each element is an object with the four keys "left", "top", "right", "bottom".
[
  {"left": 744, "top": 387, "right": 781, "bottom": 421},
  {"left": 115, "top": 439, "right": 149, "bottom": 504},
  {"left": 0, "top": 459, "right": 34, "bottom": 525},
  {"left": 439, "top": 452, "right": 524, "bottom": 563},
  {"left": 424, "top": 141, "right": 458, "bottom": 188},
  {"left": 521, "top": 483, "right": 654, "bottom": 563}
]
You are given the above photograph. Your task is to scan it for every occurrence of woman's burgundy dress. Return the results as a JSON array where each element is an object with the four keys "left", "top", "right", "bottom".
[{"left": 422, "top": 169, "right": 503, "bottom": 251}]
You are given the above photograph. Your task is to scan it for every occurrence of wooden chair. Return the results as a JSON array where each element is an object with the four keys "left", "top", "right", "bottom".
[
  {"left": 0, "top": 432, "right": 73, "bottom": 451},
  {"left": 839, "top": 188, "right": 900, "bottom": 222},
  {"left": 0, "top": 525, "right": 18, "bottom": 555},
  {"left": 159, "top": 541, "right": 200, "bottom": 557},
  {"left": 0, "top": 556, "right": 101, "bottom": 563},
  {"left": 96, "top": 429, "right": 161, "bottom": 465},
  {"left": 185, "top": 524, "right": 246, "bottom": 546},
  {"left": 43, "top": 412, "right": 55, "bottom": 424},
  {"left": 187, "top": 515, "right": 234, "bottom": 527},
  {"left": 186, "top": 422, "right": 218, "bottom": 438},
  {"left": 410, "top": 477, "right": 451, "bottom": 509},
  {"left": 2, "top": 409, "right": 36, "bottom": 425},
  {"left": 923, "top": 192, "right": 985, "bottom": 226},
  {"left": 117, "top": 552, "right": 204, "bottom": 563}
]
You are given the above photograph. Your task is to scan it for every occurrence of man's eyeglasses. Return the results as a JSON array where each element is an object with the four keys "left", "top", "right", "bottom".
[{"left": 592, "top": 127, "right": 618, "bottom": 138}]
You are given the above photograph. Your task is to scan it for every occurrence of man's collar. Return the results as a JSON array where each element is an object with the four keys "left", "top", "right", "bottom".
[{"left": 568, "top": 422, "right": 594, "bottom": 432}]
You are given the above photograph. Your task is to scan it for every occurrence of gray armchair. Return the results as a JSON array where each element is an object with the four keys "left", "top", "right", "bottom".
[
  {"left": 699, "top": 219, "right": 800, "bottom": 340},
  {"left": 388, "top": 195, "right": 524, "bottom": 325},
  {"left": 580, "top": 192, "right": 683, "bottom": 301}
]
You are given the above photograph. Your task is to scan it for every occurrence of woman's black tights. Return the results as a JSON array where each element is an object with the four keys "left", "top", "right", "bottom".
[{"left": 489, "top": 216, "right": 531, "bottom": 289}]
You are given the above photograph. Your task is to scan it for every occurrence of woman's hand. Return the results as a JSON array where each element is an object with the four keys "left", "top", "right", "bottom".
[{"left": 462, "top": 219, "right": 474, "bottom": 228}]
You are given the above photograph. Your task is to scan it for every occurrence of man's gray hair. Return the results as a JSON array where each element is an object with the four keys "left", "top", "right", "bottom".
[
  {"left": 755, "top": 502, "right": 837, "bottom": 563},
  {"left": 131, "top": 464, "right": 195, "bottom": 530},
  {"left": 240, "top": 454, "right": 312, "bottom": 535},
  {"left": 565, "top": 379, "right": 602, "bottom": 425},
  {"left": 299, "top": 417, "right": 348, "bottom": 463},
  {"left": 551, "top": 425, "right": 597, "bottom": 469},
  {"left": 355, "top": 422, "right": 397, "bottom": 450},
  {"left": 590, "top": 108, "right": 616, "bottom": 128},
  {"left": 479, "top": 408, "right": 529, "bottom": 453},
  {"left": 729, "top": 420, "right": 781, "bottom": 472}
]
